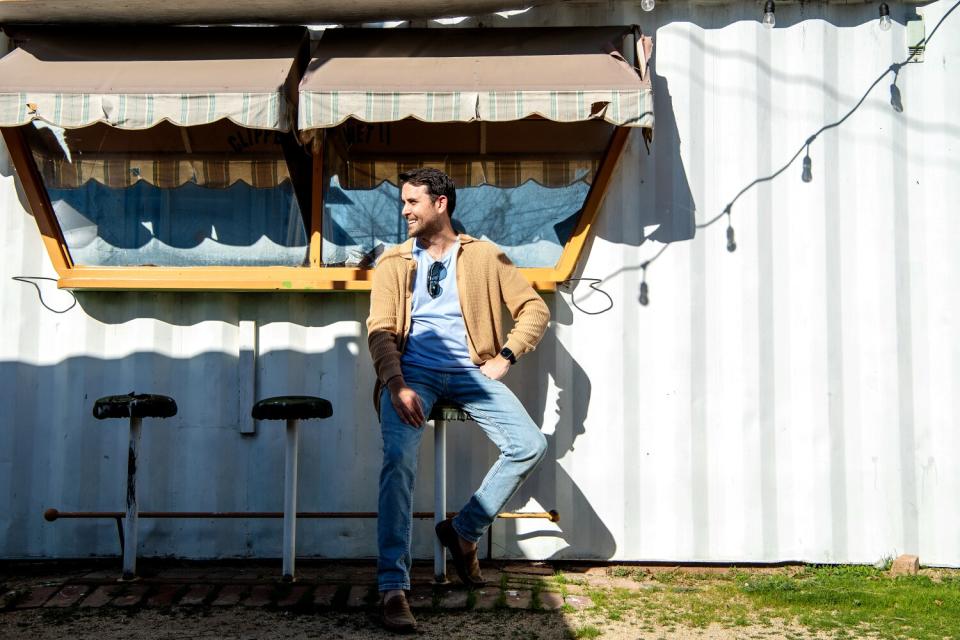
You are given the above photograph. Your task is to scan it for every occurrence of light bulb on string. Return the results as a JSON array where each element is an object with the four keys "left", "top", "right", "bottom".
[
  {"left": 638, "top": 263, "right": 650, "bottom": 306},
  {"left": 890, "top": 83, "right": 903, "bottom": 112},
  {"left": 725, "top": 207, "right": 737, "bottom": 253},
  {"left": 641, "top": 0, "right": 655, "bottom": 12},
  {"left": 802, "top": 148, "right": 813, "bottom": 183},
  {"left": 762, "top": 0, "right": 776, "bottom": 28},
  {"left": 879, "top": 2, "right": 892, "bottom": 31}
]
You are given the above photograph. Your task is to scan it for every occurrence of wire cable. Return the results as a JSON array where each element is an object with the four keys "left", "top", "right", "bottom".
[
  {"left": 559, "top": 277, "right": 614, "bottom": 315},
  {"left": 12, "top": 276, "right": 77, "bottom": 314},
  {"left": 641, "top": 0, "right": 959, "bottom": 294}
]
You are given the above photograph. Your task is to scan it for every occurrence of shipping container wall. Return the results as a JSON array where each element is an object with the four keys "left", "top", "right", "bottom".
[{"left": 0, "top": 0, "right": 957, "bottom": 566}]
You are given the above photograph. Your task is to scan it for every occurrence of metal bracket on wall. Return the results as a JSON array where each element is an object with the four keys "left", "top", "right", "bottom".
[{"left": 907, "top": 16, "right": 925, "bottom": 63}]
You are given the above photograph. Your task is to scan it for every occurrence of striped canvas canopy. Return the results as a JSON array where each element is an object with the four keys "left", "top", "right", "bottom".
[
  {"left": 0, "top": 27, "right": 307, "bottom": 131},
  {"left": 299, "top": 27, "right": 654, "bottom": 132}
]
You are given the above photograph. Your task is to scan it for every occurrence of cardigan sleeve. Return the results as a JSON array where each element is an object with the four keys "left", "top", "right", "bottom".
[
  {"left": 495, "top": 249, "right": 550, "bottom": 359},
  {"left": 366, "top": 252, "right": 405, "bottom": 385}
]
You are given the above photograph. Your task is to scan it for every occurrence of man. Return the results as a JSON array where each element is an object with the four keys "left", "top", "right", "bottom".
[{"left": 367, "top": 168, "right": 550, "bottom": 632}]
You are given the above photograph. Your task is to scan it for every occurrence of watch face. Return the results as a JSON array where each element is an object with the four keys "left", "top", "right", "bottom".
[{"left": 500, "top": 347, "right": 515, "bottom": 363}]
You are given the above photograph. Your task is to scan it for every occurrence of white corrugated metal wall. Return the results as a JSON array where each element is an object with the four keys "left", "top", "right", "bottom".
[{"left": 0, "top": 0, "right": 957, "bottom": 566}]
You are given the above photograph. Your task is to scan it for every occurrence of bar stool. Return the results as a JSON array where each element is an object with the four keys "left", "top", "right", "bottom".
[
  {"left": 251, "top": 395, "right": 333, "bottom": 582},
  {"left": 429, "top": 401, "right": 472, "bottom": 584},
  {"left": 92, "top": 392, "right": 178, "bottom": 580}
]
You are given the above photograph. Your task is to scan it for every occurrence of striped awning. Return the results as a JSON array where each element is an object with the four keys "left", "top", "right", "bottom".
[
  {"left": 0, "top": 27, "right": 307, "bottom": 131},
  {"left": 299, "top": 27, "right": 654, "bottom": 132}
]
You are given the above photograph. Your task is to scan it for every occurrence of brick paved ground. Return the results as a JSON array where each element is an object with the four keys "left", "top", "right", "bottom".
[
  {"left": 5, "top": 560, "right": 899, "bottom": 639},
  {"left": 0, "top": 560, "right": 590, "bottom": 615}
]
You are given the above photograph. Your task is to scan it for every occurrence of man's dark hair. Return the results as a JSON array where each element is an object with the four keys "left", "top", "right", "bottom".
[{"left": 399, "top": 167, "right": 456, "bottom": 216}]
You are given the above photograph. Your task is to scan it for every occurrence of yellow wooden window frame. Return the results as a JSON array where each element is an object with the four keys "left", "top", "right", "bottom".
[{"left": 2, "top": 124, "right": 630, "bottom": 292}]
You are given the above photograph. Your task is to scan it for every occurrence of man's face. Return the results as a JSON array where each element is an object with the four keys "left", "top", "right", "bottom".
[{"left": 401, "top": 182, "right": 447, "bottom": 239}]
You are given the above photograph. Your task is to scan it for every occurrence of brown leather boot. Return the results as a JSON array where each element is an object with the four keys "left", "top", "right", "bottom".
[
  {"left": 380, "top": 591, "right": 417, "bottom": 633},
  {"left": 435, "top": 518, "right": 487, "bottom": 587}
]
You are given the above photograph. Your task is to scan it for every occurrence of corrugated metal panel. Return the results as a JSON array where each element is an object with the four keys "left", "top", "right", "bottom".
[{"left": 0, "top": 0, "right": 957, "bottom": 566}]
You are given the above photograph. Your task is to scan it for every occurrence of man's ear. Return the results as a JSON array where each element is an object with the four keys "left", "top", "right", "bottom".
[{"left": 435, "top": 194, "right": 448, "bottom": 214}]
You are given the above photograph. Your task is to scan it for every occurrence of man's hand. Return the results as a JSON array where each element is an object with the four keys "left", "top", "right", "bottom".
[
  {"left": 387, "top": 377, "right": 425, "bottom": 427},
  {"left": 480, "top": 355, "right": 511, "bottom": 381}
]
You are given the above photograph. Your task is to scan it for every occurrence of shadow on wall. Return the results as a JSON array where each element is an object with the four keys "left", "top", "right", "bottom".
[
  {"left": 555, "top": 0, "right": 930, "bottom": 256},
  {"left": 0, "top": 316, "right": 607, "bottom": 562},
  {"left": 71, "top": 290, "right": 363, "bottom": 326},
  {"left": 503, "top": 322, "right": 615, "bottom": 560},
  {"left": 645, "top": 65, "right": 696, "bottom": 246},
  {"left": 0, "top": 342, "right": 380, "bottom": 559}
]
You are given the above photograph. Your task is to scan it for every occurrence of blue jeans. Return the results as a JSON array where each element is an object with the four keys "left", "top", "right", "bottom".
[{"left": 377, "top": 362, "right": 548, "bottom": 592}]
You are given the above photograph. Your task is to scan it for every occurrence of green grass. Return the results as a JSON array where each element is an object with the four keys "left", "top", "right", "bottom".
[
  {"left": 570, "top": 625, "right": 602, "bottom": 639},
  {"left": 737, "top": 565, "right": 960, "bottom": 639},
  {"left": 566, "top": 565, "right": 960, "bottom": 640}
]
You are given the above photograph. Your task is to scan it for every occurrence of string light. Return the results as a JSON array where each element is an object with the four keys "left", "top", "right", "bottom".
[
  {"left": 890, "top": 81, "right": 904, "bottom": 112},
  {"left": 634, "top": 0, "right": 957, "bottom": 309},
  {"left": 762, "top": 0, "right": 776, "bottom": 28},
  {"left": 725, "top": 208, "right": 737, "bottom": 253},
  {"left": 801, "top": 147, "right": 813, "bottom": 182},
  {"left": 638, "top": 264, "right": 650, "bottom": 306},
  {"left": 641, "top": 0, "right": 655, "bottom": 12},
  {"left": 879, "top": 2, "right": 892, "bottom": 31}
]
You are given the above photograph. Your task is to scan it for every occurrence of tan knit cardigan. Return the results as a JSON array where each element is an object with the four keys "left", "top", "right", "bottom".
[{"left": 366, "top": 234, "right": 550, "bottom": 411}]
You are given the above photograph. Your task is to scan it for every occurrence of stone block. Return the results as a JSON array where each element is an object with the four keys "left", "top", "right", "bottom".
[
  {"left": 242, "top": 585, "right": 274, "bottom": 608},
  {"left": 145, "top": 585, "right": 182, "bottom": 608},
  {"left": 471, "top": 587, "right": 501, "bottom": 610},
  {"left": 564, "top": 594, "right": 593, "bottom": 610},
  {"left": 211, "top": 585, "right": 247, "bottom": 607},
  {"left": 407, "top": 586, "right": 435, "bottom": 610},
  {"left": 13, "top": 586, "right": 59, "bottom": 609},
  {"left": 346, "top": 585, "right": 372, "bottom": 608},
  {"left": 439, "top": 590, "right": 469, "bottom": 609},
  {"left": 539, "top": 591, "right": 564, "bottom": 610},
  {"left": 890, "top": 554, "right": 920, "bottom": 576},
  {"left": 276, "top": 585, "right": 309, "bottom": 608},
  {"left": 504, "top": 588, "right": 531, "bottom": 609},
  {"left": 112, "top": 585, "right": 148, "bottom": 608},
  {"left": 79, "top": 585, "right": 120, "bottom": 608},
  {"left": 44, "top": 584, "right": 91, "bottom": 608},
  {"left": 178, "top": 584, "right": 213, "bottom": 606},
  {"left": 312, "top": 584, "right": 339, "bottom": 607}
]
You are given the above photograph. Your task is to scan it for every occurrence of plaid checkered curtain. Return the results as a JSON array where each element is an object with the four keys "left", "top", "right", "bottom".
[
  {"left": 32, "top": 152, "right": 291, "bottom": 190},
  {"left": 336, "top": 158, "right": 598, "bottom": 190}
]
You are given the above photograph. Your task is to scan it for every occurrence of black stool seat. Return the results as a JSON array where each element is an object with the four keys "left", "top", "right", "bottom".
[
  {"left": 93, "top": 393, "right": 177, "bottom": 420},
  {"left": 429, "top": 402, "right": 471, "bottom": 422},
  {"left": 252, "top": 396, "right": 333, "bottom": 421}
]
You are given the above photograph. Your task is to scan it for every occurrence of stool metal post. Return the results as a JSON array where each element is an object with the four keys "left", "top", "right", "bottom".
[
  {"left": 433, "top": 416, "right": 447, "bottom": 583},
  {"left": 282, "top": 417, "right": 299, "bottom": 582},
  {"left": 251, "top": 395, "right": 332, "bottom": 582},
  {"left": 122, "top": 416, "right": 142, "bottom": 580}
]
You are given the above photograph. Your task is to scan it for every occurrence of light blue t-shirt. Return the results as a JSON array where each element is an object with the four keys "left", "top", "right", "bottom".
[{"left": 401, "top": 240, "right": 476, "bottom": 371}]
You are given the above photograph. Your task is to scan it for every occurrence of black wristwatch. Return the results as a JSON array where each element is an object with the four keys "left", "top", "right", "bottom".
[{"left": 499, "top": 347, "right": 517, "bottom": 365}]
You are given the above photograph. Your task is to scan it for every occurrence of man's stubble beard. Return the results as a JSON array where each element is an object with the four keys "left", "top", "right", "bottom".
[{"left": 408, "top": 215, "right": 450, "bottom": 240}]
